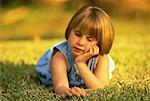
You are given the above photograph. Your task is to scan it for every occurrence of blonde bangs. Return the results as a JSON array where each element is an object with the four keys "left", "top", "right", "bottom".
[{"left": 72, "top": 15, "right": 101, "bottom": 41}]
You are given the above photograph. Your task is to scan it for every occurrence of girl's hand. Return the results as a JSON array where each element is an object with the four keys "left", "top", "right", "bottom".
[
  {"left": 70, "top": 87, "right": 87, "bottom": 97},
  {"left": 75, "top": 45, "right": 99, "bottom": 64},
  {"left": 60, "top": 88, "right": 72, "bottom": 98},
  {"left": 60, "top": 87, "right": 87, "bottom": 98}
]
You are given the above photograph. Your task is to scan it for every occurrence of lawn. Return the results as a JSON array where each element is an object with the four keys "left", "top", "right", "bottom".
[{"left": 0, "top": 19, "right": 150, "bottom": 100}]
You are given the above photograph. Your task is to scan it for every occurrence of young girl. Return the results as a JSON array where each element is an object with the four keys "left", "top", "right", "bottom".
[{"left": 36, "top": 5, "right": 115, "bottom": 97}]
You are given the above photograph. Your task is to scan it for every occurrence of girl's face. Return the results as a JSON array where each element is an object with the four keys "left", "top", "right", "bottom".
[{"left": 68, "top": 29, "right": 98, "bottom": 57}]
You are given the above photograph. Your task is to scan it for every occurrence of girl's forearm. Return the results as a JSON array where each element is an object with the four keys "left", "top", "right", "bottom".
[{"left": 76, "top": 63, "right": 106, "bottom": 90}]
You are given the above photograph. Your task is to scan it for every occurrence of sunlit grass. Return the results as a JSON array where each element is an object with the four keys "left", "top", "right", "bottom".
[
  {"left": 0, "top": 38, "right": 64, "bottom": 64},
  {"left": 0, "top": 34, "right": 149, "bottom": 100}
]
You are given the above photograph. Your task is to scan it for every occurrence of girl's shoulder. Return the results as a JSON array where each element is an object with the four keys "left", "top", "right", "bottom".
[
  {"left": 36, "top": 40, "right": 69, "bottom": 65},
  {"left": 53, "top": 40, "right": 69, "bottom": 56},
  {"left": 52, "top": 40, "right": 68, "bottom": 49}
]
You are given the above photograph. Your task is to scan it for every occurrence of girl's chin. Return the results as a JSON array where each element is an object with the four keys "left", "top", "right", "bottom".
[{"left": 73, "top": 52, "right": 83, "bottom": 57}]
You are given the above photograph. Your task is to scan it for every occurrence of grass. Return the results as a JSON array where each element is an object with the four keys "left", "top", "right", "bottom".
[{"left": 0, "top": 17, "right": 150, "bottom": 100}]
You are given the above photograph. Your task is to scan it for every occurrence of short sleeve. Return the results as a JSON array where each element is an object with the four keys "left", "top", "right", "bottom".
[
  {"left": 36, "top": 48, "right": 53, "bottom": 85},
  {"left": 108, "top": 54, "right": 115, "bottom": 79}
]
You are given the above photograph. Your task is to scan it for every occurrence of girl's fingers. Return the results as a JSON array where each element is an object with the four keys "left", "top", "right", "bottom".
[
  {"left": 75, "top": 45, "right": 99, "bottom": 63},
  {"left": 94, "top": 45, "right": 99, "bottom": 54},
  {"left": 65, "top": 90, "right": 72, "bottom": 97},
  {"left": 72, "top": 87, "right": 86, "bottom": 97},
  {"left": 83, "top": 47, "right": 92, "bottom": 57},
  {"left": 91, "top": 46, "right": 95, "bottom": 53},
  {"left": 92, "top": 45, "right": 99, "bottom": 55},
  {"left": 60, "top": 88, "right": 72, "bottom": 98},
  {"left": 60, "top": 88, "right": 87, "bottom": 98},
  {"left": 81, "top": 88, "right": 88, "bottom": 96},
  {"left": 90, "top": 46, "right": 97, "bottom": 55},
  {"left": 71, "top": 89, "right": 81, "bottom": 97}
]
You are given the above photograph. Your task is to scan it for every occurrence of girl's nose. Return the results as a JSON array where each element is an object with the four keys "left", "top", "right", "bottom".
[{"left": 77, "top": 36, "right": 87, "bottom": 46}]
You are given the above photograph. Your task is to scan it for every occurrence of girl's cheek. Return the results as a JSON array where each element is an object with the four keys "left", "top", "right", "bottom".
[
  {"left": 84, "top": 44, "right": 90, "bottom": 52},
  {"left": 85, "top": 43, "right": 97, "bottom": 52},
  {"left": 84, "top": 42, "right": 97, "bottom": 52}
]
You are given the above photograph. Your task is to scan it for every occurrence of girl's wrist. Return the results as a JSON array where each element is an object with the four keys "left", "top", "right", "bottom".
[
  {"left": 75, "top": 62, "right": 87, "bottom": 69},
  {"left": 75, "top": 57, "right": 86, "bottom": 64}
]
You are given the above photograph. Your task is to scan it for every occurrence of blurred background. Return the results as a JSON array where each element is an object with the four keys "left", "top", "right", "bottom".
[{"left": 0, "top": 0, "right": 149, "bottom": 41}]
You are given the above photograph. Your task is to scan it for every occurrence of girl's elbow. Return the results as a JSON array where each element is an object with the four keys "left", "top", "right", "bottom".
[
  {"left": 90, "top": 85, "right": 105, "bottom": 90},
  {"left": 104, "top": 80, "right": 110, "bottom": 87},
  {"left": 89, "top": 81, "right": 110, "bottom": 90}
]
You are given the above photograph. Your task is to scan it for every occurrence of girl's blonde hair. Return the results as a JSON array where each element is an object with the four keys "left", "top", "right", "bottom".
[{"left": 65, "top": 5, "right": 115, "bottom": 55}]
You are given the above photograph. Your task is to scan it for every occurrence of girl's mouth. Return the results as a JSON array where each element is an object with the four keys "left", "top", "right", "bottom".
[{"left": 73, "top": 47, "right": 84, "bottom": 52}]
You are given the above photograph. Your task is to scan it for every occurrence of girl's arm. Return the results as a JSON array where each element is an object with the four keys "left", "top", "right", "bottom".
[
  {"left": 51, "top": 51, "right": 70, "bottom": 95},
  {"left": 75, "top": 46, "right": 109, "bottom": 90},
  {"left": 51, "top": 51, "right": 87, "bottom": 97}
]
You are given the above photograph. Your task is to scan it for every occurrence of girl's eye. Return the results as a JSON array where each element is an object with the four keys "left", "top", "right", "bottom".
[
  {"left": 87, "top": 37, "right": 94, "bottom": 42},
  {"left": 75, "top": 32, "right": 81, "bottom": 36}
]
